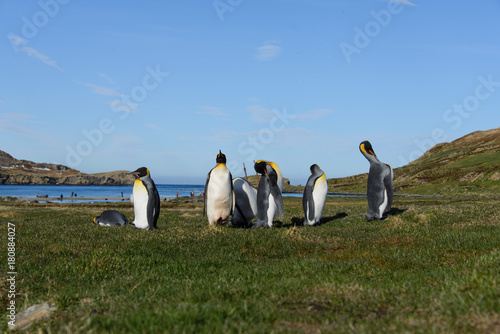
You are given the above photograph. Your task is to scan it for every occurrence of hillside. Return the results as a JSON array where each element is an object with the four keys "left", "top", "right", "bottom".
[
  {"left": 329, "top": 127, "right": 500, "bottom": 197},
  {"left": 0, "top": 150, "right": 135, "bottom": 185}
]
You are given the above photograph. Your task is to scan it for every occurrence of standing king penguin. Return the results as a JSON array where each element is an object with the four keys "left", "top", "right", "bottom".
[
  {"left": 253, "top": 160, "right": 284, "bottom": 228},
  {"left": 131, "top": 167, "right": 160, "bottom": 229},
  {"left": 204, "top": 150, "right": 234, "bottom": 225},
  {"left": 303, "top": 164, "right": 328, "bottom": 226},
  {"left": 359, "top": 141, "right": 393, "bottom": 221},
  {"left": 231, "top": 177, "right": 258, "bottom": 228}
]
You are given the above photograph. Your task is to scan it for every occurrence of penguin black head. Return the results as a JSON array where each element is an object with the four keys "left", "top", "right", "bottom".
[
  {"left": 254, "top": 160, "right": 267, "bottom": 175},
  {"left": 131, "top": 167, "right": 150, "bottom": 178},
  {"left": 216, "top": 150, "right": 226, "bottom": 164},
  {"left": 360, "top": 141, "right": 376, "bottom": 157},
  {"left": 310, "top": 164, "right": 320, "bottom": 173}
]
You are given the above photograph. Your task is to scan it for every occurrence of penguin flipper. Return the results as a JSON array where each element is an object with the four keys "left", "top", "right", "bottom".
[
  {"left": 267, "top": 168, "right": 284, "bottom": 218},
  {"left": 270, "top": 183, "right": 284, "bottom": 218},
  {"left": 303, "top": 176, "right": 316, "bottom": 222},
  {"left": 383, "top": 164, "right": 393, "bottom": 212},
  {"left": 203, "top": 170, "right": 211, "bottom": 217},
  {"left": 152, "top": 185, "right": 160, "bottom": 228},
  {"left": 145, "top": 180, "right": 159, "bottom": 229},
  {"left": 230, "top": 172, "right": 235, "bottom": 216}
]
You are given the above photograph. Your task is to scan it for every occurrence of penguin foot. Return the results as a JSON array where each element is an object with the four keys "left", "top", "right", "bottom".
[
  {"left": 216, "top": 217, "right": 228, "bottom": 226},
  {"left": 230, "top": 219, "right": 250, "bottom": 228},
  {"left": 251, "top": 220, "right": 266, "bottom": 228},
  {"left": 365, "top": 214, "right": 377, "bottom": 221}
]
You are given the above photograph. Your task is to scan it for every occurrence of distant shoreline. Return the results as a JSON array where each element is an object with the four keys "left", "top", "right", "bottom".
[
  {"left": 3, "top": 192, "right": 442, "bottom": 203},
  {"left": 9, "top": 196, "right": 177, "bottom": 203}
]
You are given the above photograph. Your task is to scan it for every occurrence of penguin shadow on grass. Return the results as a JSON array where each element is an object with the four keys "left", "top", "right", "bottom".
[
  {"left": 381, "top": 207, "right": 406, "bottom": 220},
  {"left": 277, "top": 212, "right": 349, "bottom": 229}
]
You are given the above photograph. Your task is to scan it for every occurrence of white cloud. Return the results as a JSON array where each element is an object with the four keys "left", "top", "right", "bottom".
[
  {"left": 0, "top": 118, "right": 59, "bottom": 144},
  {"left": 8, "top": 34, "right": 62, "bottom": 71},
  {"left": 379, "top": 0, "right": 416, "bottom": 6},
  {"left": 255, "top": 42, "right": 282, "bottom": 61},
  {"left": 105, "top": 100, "right": 138, "bottom": 113},
  {"left": 247, "top": 105, "right": 278, "bottom": 123},
  {"left": 98, "top": 73, "right": 115, "bottom": 84},
  {"left": 86, "top": 83, "right": 122, "bottom": 97}
]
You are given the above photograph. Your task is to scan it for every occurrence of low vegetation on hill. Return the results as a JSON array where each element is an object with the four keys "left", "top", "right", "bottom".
[{"left": 329, "top": 127, "right": 500, "bottom": 197}]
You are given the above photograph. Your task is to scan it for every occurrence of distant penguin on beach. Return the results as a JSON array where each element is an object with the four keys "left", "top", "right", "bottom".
[
  {"left": 93, "top": 210, "right": 129, "bottom": 226},
  {"left": 231, "top": 177, "right": 258, "bottom": 228},
  {"left": 131, "top": 167, "right": 160, "bottom": 229},
  {"left": 204, "top": 150, "right": 234, "bottom": 225},
  {"left": 359, "top": 141, "right": 393, "bottom": 221},
  {"left": 303, "top": 164, "right": 328, "bottom": 226},
  {"left": 253, "top": 160, "right": 284, "bottom": 228}
]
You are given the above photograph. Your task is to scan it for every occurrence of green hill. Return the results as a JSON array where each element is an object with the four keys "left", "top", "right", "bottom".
[{"left": 329, "top": 127, "right": 500, "bottom": 197}]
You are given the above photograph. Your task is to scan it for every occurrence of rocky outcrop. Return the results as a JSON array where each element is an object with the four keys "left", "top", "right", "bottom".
[{"left": 0, "top": 150, "right": 135, "bottom": 185}]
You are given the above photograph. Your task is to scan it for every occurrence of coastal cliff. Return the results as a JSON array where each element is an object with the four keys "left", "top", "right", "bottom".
[{"left": 0, "top": 150, "right": 135, "bottom": 185}]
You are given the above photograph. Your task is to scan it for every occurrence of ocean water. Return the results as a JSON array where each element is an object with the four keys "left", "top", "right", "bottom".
[
  {"left": 0, "top": 184, "right": 205, "bottom": 202},
  {"left": 0, "top": 184, "right": 362, "bottom": 203}
]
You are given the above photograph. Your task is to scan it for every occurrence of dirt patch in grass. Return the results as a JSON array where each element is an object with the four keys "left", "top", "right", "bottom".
[{"left": 0, "top": 211, "right": 21, "bottom": 218}]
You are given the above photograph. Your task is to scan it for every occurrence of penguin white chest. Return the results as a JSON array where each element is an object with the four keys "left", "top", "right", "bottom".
[
  {"left": 379, "top": 189, "right": 388, "bottom": 218},
  {"left": 266, "top": 192, "right": 278, "bottom": 226},
  {"left": 207, "top": 165, "right": 232, "bottom": 224},
  {"left": 132, "top": 179, "right": 149, "bottom": 229},
  {"left": 312, "top": 175, "right": 328, "bottom": 222}
]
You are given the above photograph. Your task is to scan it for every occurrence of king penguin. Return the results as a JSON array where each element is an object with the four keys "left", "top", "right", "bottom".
[
  {"left": 359, "top": 141, "right": 393, "bottom": 221},
  {"left": 253, "top": 160, "right": 284, "bottom": 228},
  {"left": 204, "top": 150, "right": 234, "bottom": 225},
  {"left": 303, "top": 164, "right": 328, "bottom": 226},
  {"left": 131, "top": 167, "right": 160, "bottom": 229},
  {"left": 255, "top": 160, "right": 283, "bottom": 192},
  {"left": 93, "top": 210, "right": 129, "bottom": 227},
  {"left": 230, "top": 177, "right": 258, "bottom": 228}
]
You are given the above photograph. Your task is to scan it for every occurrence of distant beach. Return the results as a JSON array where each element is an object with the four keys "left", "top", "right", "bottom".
[{"left": 0, "top": 184, "right": 205, "bottom": 203}]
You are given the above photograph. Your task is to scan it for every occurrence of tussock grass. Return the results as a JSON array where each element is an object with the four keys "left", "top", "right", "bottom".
[{"left": 1, "top": 197, "right": 499, "bottom": 333}]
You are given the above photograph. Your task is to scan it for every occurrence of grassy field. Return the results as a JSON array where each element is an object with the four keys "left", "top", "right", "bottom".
[{"left": 1, "top": 196, "right": 499, "bottom": 333}]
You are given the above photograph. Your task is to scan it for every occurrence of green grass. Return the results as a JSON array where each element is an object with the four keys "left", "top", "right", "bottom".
[{"left": 1, "top": 197, "right": 499, "bottom": 333}]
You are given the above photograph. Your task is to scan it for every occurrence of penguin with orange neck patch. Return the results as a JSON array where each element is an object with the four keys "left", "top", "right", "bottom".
[
  {"left": 253, "top": 160, "right": 284, "bottom": 228},
  {"left": 359, "top": 141, "right": 393, "bottom": 221},
  {"left": 131, "top": 167, "right": 160, "bottom": 229},
  {"left": 303, "top": 164, "right": 328, "bottom": 226},
  {"left": 204, "top": 150, "right": 234, "bottom": 225}
]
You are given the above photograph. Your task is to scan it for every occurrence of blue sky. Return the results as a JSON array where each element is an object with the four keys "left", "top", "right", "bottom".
[{"left": 1, "top": 0, "right": 499, "bottom": 185}]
